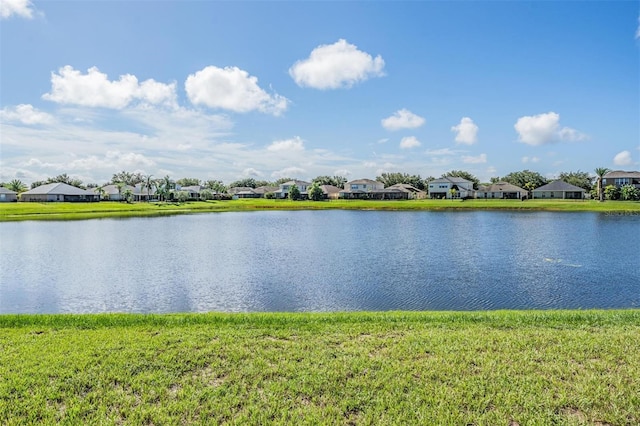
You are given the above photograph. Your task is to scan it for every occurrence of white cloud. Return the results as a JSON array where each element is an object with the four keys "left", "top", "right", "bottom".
[
  {"left": 451, "top": 117, "right": 478, "bottom": 145},
  {"left": 399, "top": 136, "right": 421, "bottom": 149},
  {"left": 521, "top": 156, "right": 540, "bottom": 164},
  {"left": 289, "top": 39, "right": 385, "bottom": 89},
  {"left": 514, "top": 112, "right": 587, "bottom": 146},
  {"left": 381, "top": 109, "right": 425, "bottom": 131},
  {"left": 242, "top": 168, "right": 262, "bottom": 177},
  {"left": 267, "top": 136, "right": 304, "bottom": 152},
  {"left": 462, "top": 153, "right": 487, "bottom": 164},
  {"left": 333, "top": 169, "right": 351, "bottom": 177},
  {"left": 1, "top": 0, "right": 37, "bottom": 19},
  {"left": 613, "top": 150, "right": 634, "bottom": 166},
  {"left": 636, "top": 15, "right": 640, "bottom": 39},
  {"left": 425, "top": 148, "right": 460, "bottom": 156},
  {"left": 271, "top": 167, "right": 305, "bottom": 179},
  {"left": 185, "top": 66, "right": 288, "bottom": 115},
  {"left": 0, "top": 104, "right": 54, "bottom": 125},
  {"left": 42, "top": 66, "right": 177, "bottom": 109}
]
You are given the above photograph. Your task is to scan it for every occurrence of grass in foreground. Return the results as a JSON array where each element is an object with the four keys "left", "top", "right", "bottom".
[
  {"left": 1, "top": 198, "right": 639, "bottom": 221},
  {"left": 1, "top": 310, "right": 639, "bottom": 425}
]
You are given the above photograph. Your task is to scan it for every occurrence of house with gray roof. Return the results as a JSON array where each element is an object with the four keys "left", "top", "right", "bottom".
[
  {"left": 94, "top": 184, "right": 136, "bottom": 201},
  {"left": 21, "top": 182, "right": 99, "bottom": 202},
  {"left": 427, "top": 177, "right": 475, "bottom": 199},
  {"left": 477, "top": 182, "right": 527, "bottom": 199},
  {"left": 602, "top": 170, "right": 640, "bottom": 189},
  {"left": 274, "top": 180, "right": 311, "bottom": 199},
  {"left": 339, "top": 179, "right": 384, "bottom": 199},
  {"left": 532, "top": 180, "right": 585, "bottom": 200},
  {"left": 368, "top": 183, "right": 426, "bottom": 200},
  {"left": 0, "top": 187, "right": 18, "bottom": 202}
]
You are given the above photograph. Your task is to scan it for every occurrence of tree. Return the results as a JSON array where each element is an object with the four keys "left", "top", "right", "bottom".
[
  {"left": 501, "top": 170, "right": 548, "bottom": 190},
  {"left": 312, "top": 175, "right": 347, "bottom": 189},
  {"left": 141, "top": 174, "right": 155, "bottom": 202},
  {"left": 111, "top": 171, "right": 144, "bottom": 186},
  {"left": 204, "top": 180, "right": 227, "bottom": 193},
  {"left": 30, "top": 180, "right": 46, "bottom": 189},
  {"left": 558, "top": 171, "right": 593, "bottom": 192},
  {"left": 6, "top": 179, "right": 27, "bottom": 193},
  {"left": 176, "top": 191, "right": 189, "bottom": 203},
  {"left": 441, "top": 170, "right": 480, "bottom": 190},
  {"left": 228, "top": 178, "right": 257, "bottom": 188},
  {"left": 308, "top": 182, "right": 324, "bottom": 201},
  {"left": 376, "top": 173, "right": 426, "bottom": 190},
  {"left": 604, "top": 184, "right": 619, "bottom": 201},
  {"left": 177, "top": 178, "right": 200, "bottom": 187},
  {"left": 156, "top": 175, "right": 175, "bottom": 201},
  {"left": 43, "top": 174, "right": 85, "bottom": 188},
  {"left": 620, "top": 184, "right": 640, "bottom": 201},
  {"left": 288, "top": 184, "right": 301, "bottom": 201},
  {"left": 274, "top": 177, "right": 293, "bottom": 185},
  {"left": 95, "top": 186, "right": 108, "bottom": 201},
  {"left": 594, "top": 167, "right": 610, "bottom": 202},
  {"left": 122, "top": 188, "right": 134, "bottom": 203}
]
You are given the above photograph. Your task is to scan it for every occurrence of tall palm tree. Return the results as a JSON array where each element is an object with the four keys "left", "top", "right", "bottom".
[
  {"left": 594, "top": 167, "right": 610, "bottom": 202},
  {"left": 141, "top": 174, "right": 155, "bottom": 202},
  {"left": 7, "top": 179, "right": 27, "bottom": 193}
]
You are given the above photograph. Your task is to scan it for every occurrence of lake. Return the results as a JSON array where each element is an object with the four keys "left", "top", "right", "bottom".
[{"left": 1, "top": 210, "right": 638, "bottom": 314}]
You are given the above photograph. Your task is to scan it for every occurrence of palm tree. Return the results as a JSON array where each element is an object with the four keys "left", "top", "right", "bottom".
[
  {"left": 594, "top": 167, "right": 610, "bottom": 202},
  {"left": 96, "top": 186, "right": 108, "bottom": 201},
  {"left": 7, "top": 179, "right": 27, "bottom": 193},
  {"left": 157, "top": 175, "right": 174, "bottom": 202},
  {"left": 141, "top": 174, "right": 155, "bottom": 202}
]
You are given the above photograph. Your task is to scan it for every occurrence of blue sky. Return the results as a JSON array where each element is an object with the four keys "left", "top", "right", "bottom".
[{"left": 1, "top": 0, "right": 639, "bottom": 186}]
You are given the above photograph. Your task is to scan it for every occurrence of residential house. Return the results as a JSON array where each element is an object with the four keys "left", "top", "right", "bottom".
[
  {"left": 320, "top": 185, "right": 342, "bottom": 200},
  {"left": 427, "top": 177, "right": 475, "bottom": 199},
  {"left": 477, "top": 182, "right": 527, "bottom": 199},
  {"left": 602, "top": 170, "right": 640, "bottom": 189},
  {"left": 95, "top": 184, "right": 136, "bottom": 201},
  {"left": 176, "top": 185, "right": 201, "bottom": 200},
  {"left": 339, "top": 179, "right": 384, "bottom": 199},
  {"left": 274, "top": 180, "right": 311, "bottom": 199},
  {"left": 253, "top": 186, "right": 279, "bottom": 198},
  {"left": 0, "top": 187, "right": 18, "bottom": 202},
  {"left": 133, "top": 183, "right": 157, "bottom": 201},
  {"left": 369, "top": 183, "right": 426, "bottom": 200},
  {"left": 20, "top": 182, "right": 99, "bottom": 202},
  {"left": 532, "top": 180, "right": 585, "bottom": 199}
]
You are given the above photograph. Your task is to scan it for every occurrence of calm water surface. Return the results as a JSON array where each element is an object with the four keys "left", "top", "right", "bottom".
[{"left": 1, "top": 210, "right": 638, "bottom": 313}]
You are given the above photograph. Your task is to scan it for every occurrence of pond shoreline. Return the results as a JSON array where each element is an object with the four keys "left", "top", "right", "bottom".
[{"left": 1, "top": 198, "right": 639, "bottom": 221}]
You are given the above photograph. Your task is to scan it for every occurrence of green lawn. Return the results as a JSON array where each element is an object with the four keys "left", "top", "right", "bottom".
[
  {"left": 1, "top": 198, "right": 639, "bottom": 221},
  {"left": 1, "top": 311, "right": 639, "bottom": 425}
]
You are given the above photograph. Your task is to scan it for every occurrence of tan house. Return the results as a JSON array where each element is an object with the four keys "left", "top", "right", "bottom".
[{"left": 602, "top": 170, "right": 640, "bottom": 189}]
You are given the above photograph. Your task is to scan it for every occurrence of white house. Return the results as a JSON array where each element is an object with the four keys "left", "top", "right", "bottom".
[
  {"left": 476, "top": 182, "right": 527, "bottom": 199},
  {"left": 428, "top": 177, "right": 475, "bottom": 199},
  {"left": 274, "top": 180, "right": 311, "bottom": 199}
]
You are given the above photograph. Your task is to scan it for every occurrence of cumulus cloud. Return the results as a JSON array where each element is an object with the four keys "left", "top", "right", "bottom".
[
  {"left": 613, "top": 150, "right": 634, "bottom": 166},
  {"left": 0, "top": 104, "right": 54, "bottom": 125},
  {"left": 514, "top": 112, "right": 587, "bottom": 146},
  {"left": 1, "top": 0, "right": 37, "bottom": 19},
  {"left": 271, "top": 167, "right": 305, "bottom": 179},
  {"left": 381, "top": 109, "right": 425, "bottom": 131},
  {"left": 242, "top": 167, "right": 262, "bottom": 177},
  {"left": 267, "top": 136, "right": 305, "bottom": 152},
  {"left": 462, "top": 153, "right": 487, "bottom": 164},
  {"left": 289, "top": 39, "right": 385, "bottom": 89},
  {"left": 451, "top": 117, "right": 478, "bottom": 145},
  {"left": 334, "top": 169, "right": 351, "bottom": 177},
  {"left": 399, "top": 136, "right": 421, "bottom": 149},
  {"left": 185, "top": 66, "right": 288, "bottom": 115},
  {"left": 42, "top": 66, "right": 177, "bottom": 109}
]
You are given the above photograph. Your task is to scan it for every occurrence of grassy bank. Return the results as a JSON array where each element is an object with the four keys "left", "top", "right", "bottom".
[
  {"left": 1, "top": 198, "right": 639, "bottom": 221},
  {"left": 1, "top": 310, "right": 639, "bottom": 424}
]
